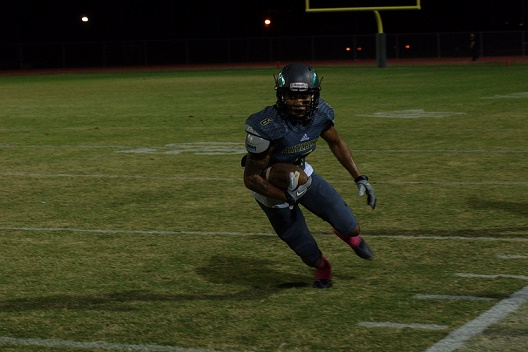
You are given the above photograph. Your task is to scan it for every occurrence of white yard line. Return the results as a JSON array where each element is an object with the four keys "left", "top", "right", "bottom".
[
  {"left": 371, "top": 235, "right": 528, "bottom": 242},
  {"left": 0, "top": 227, "right": 273, "bottom": 236},
  {"left": 1, "top": 145, "right": 528, "bottom": 153},
  {"left": 357, "top": 322, "right": 448, "bottom": 330},
  {"left": 0, "top": 336, "right": 251, "bottom": 352},
  {"left": 456, "top": 273, "right": 528, "bottom": 280},
  {"left": 424, "top": 285, "right": 528, "bottom": 352},
  {"left": 414, "top": 294, "right": 496, "bottom": 302},
  {"left": 1, "top": 171, "right": 527, "bottom": 185},
  {"left": 0, "top": 172, "right": 236, "bottom": 181},
  {"left": 1, "top": 227, "right": 528, "bottom": 242},
  {"left": 496, "top": 254, "right": 528, "bottom": 259}
]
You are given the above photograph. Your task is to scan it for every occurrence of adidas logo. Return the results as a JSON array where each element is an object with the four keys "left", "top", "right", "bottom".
[{"left": 300, "top": 134, "right": 310, "bottom": 141}]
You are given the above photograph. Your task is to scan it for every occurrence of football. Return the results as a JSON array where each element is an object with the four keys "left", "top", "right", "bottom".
[{"left": 263, "top": 163, "right": 308, "bottom": 190}]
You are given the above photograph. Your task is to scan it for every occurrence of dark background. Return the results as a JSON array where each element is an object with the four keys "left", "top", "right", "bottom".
[{"left": 1, "top": 0, "right": 526, "bottom": 43}]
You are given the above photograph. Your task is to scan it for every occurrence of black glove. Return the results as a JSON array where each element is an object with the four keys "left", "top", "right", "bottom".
[
  {"left": 355, "top": 175, "right": 376, "bottom": 209},
  {"left": 285, "top": 173, "right": 312, "bottom": 206}
]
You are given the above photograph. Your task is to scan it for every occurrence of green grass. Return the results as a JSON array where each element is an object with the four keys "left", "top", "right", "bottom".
[{"left": 1, "top": 63, "right": 527, "bottom": 352}]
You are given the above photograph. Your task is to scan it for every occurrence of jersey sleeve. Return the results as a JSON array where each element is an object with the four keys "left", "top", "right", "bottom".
[
  {"left": 244, "top": 106, "right": 288, "bottom": 153},
  {"left": 317, "top": 99, "right": 335, "bottom": 127}
]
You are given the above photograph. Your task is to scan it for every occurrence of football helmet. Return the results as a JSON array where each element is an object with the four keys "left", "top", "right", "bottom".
[{"left": 275, "top": 63, "right": 321, "bottom": 124}]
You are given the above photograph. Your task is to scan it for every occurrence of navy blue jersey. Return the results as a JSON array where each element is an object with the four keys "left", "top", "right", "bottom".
[{"left": 245, "top": 99, "right": 334, "bottom": 165}]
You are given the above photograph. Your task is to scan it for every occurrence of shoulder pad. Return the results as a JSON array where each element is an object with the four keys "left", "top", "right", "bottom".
[{"left": 245, "top": 125, "right": 270, "bottom": 153}]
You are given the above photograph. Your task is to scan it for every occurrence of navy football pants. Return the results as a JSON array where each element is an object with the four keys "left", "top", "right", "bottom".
[{"left": 257, "top": 173, "right": 358, "bottom": 266}]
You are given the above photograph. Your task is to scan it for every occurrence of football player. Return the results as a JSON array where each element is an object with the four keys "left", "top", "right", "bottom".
[{"left": 243, "top": 63, "right": 376, "bottom": 289}]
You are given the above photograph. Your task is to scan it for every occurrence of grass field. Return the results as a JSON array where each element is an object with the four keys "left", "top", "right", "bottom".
[{"left": 1, "top": 62, "right": 527, "bottom": 352}]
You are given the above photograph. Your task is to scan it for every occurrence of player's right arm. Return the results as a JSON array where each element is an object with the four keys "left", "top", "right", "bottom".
[
  {"left": 243, "top": 147, "right": 289, "bottom": 202},
  {"left": 243, "top": 125, "right": 289, "bottom": 201}
]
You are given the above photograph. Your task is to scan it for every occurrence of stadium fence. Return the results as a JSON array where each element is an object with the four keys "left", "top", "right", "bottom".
[{"left": 1, "top": 31, "right": 526, "bottom": 70}]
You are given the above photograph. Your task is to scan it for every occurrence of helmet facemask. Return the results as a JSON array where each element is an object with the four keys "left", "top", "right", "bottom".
[
  {"left": 275, "top": 63, "right": 321, "bottom": 124},
  {"left": 282, "top": 90, "right": 318, "bottom": 123}
]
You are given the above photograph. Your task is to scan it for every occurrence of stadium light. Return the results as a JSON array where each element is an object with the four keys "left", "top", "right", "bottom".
[
  {"left": 264, "top": 18, "right": 271, "bottom": 27},
  {"left": 81, "top": 16, "right": 89, "bottom": 23}
]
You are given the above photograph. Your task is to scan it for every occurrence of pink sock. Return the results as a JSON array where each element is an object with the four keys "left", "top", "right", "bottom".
[
  {"left": 315, "top": 256, "right": 332, "bottom": 280},
  {"left": 349, "top": 235, "right": 362, "bottom": 247},
  {"left": 333, "top": 229, "right": 362, "bottom": 247}
]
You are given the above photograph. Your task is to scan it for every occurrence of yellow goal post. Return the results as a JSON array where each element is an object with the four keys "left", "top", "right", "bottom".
[
  {"left": 305, "top": 0, "right": 421, "bottom": 13},
  {"left": 305, "top": 1, "right": 422, "bottom": 67}
]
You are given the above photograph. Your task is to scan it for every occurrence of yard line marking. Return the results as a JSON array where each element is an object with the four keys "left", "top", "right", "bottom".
[
  {"left": 481, "top": 92, "right": 528, "bottom": 99},
  {"left": 1, "top": 172, "right": 528, "bottom": 186},
  {"left": 496, "top": 254, "right": 528, "bottom": 259},
  {"left": 356, "top": 109, "right": 466, "bottom": 119},
  {"left": 2, "top": 145, "right": 528, "bottom": 153},
  {"left": 0, "top": 227, "right": 272, "bottom": 237},
  {"left": 425, "top": 285, "right": 528, "bottom": 352},
  {"left": 371, "top": 181, "right": 528, "bottom": 185},
  {"left": 414, "top": 294, "right": 496, "bottom": 302},
  {"left": 456, "top": 273, "right": 528, "bottom": 280},
  {"left": 1, "top": 227, "right": 528, "bottom": 243},
  {"left": 0, "top": 336, "right": 251, "bottom": 352},
  {"left": 0, "top": 172, "right": 233, "bottom": 182},
  {"left": 0, "top": 145, "right": 132, "bottom": 149},
  {"left": 372, "top": 235, "right": 528, "bottom": 242},
  {"left": 117, "top": 142, "right": 245, "bottom": 155},
  {"left": 357, "top": 322, "right": 448, "bottom": 330},
  {"left": 358, "top": 149, "right": 528, "bottom": 153}
]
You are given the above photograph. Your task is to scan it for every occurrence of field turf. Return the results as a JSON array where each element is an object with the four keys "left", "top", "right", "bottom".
[{"left": 0, "top": 62, "right": 527, "bottom": 352}]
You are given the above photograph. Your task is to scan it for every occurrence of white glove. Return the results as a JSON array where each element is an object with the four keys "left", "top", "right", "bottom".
[
  {"left": 355, "top": 175, "right": 376, "bottom": 209},
  {"left": 285, "top": 173, "right": 312, "bottom": 205}
]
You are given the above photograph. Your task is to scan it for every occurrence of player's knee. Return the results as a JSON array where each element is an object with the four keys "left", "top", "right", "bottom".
[
  {"left": 339, "top": 224, "right": 360, "bottom": 238},
  {"left": 349, "top": 224, "right": 361, "bottom": 237}
]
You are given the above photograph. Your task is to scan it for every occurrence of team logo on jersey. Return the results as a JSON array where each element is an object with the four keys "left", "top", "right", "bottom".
[
  {"left": 282, "top": 139, "right": 317, "bottom": 154},
  {"left": 260, "top": 118, "right": 272, "bottom": 126},
  {"left": 300, "top": 134, "right": 310, "bottom": 141}
]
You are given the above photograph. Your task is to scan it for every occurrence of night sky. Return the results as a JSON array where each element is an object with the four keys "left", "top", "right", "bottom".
[{"left": 1, "top": 0, "right": 526, "bottom": 43}]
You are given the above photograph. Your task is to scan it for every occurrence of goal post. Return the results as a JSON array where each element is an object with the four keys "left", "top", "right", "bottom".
[
  {"left": 305, "top": 0, "right": 421, "bottom": 12},
  {"left": 305, "top": 1, "right": 422, "bottom": 67}
]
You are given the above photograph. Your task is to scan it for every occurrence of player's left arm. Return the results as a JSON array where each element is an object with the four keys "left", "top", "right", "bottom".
[
  {"left": 321, "top": 125, "right": 377, "bottom": 209},
  {"left": 321, "top": 125, "right": 361, "bottom": 178}
]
